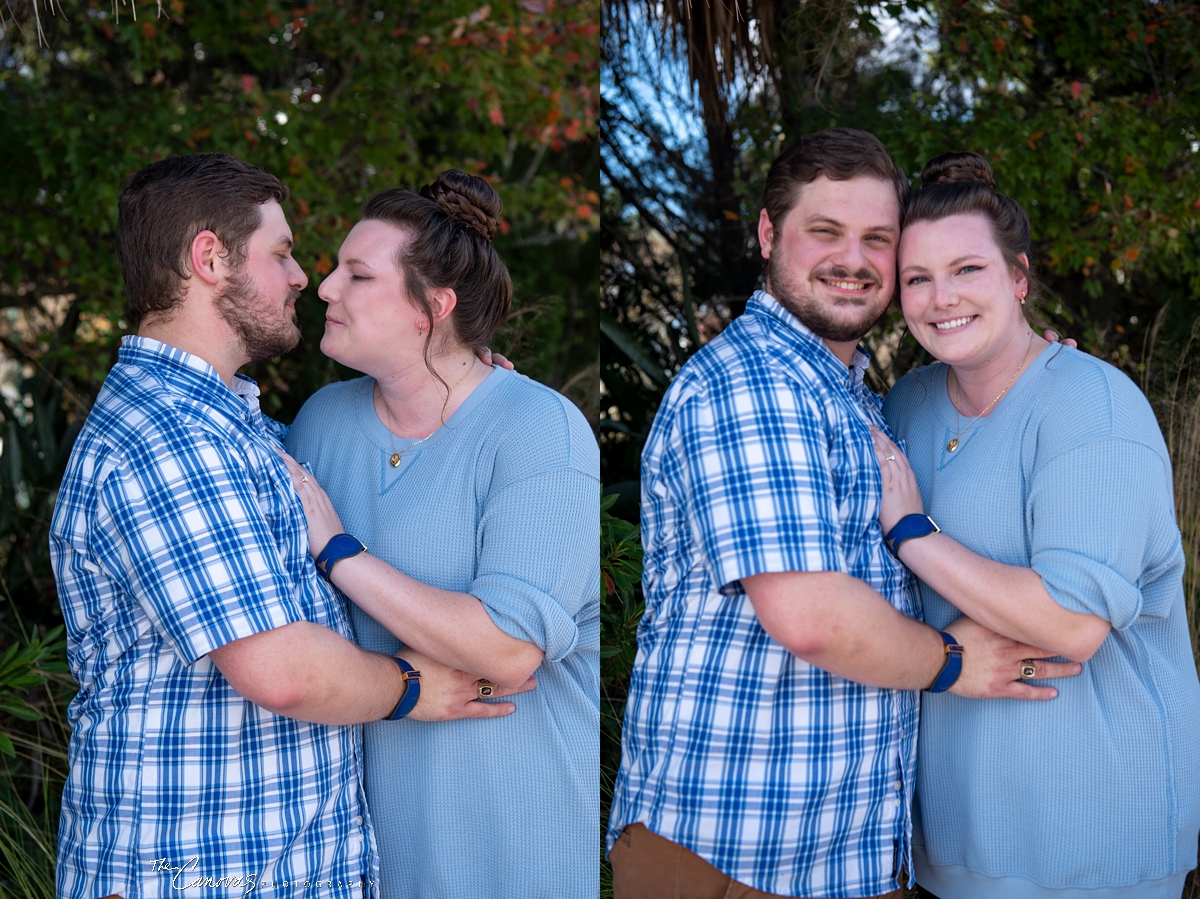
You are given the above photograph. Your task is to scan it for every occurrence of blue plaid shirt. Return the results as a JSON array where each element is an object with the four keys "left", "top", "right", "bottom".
[
  {"left": 608, "top": 291, "right": 921, "bottom": 897},
  {"left": 49, "top": 337, "right": 379, "bottom": 899}
]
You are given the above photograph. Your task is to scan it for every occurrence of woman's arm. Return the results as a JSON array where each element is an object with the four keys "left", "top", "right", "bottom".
[
  {"left": 870, "top": 427, "right": 1111, "bottom": 661},
  {"left": 284, "top": 453, "right": 544, "bottom": 688}
]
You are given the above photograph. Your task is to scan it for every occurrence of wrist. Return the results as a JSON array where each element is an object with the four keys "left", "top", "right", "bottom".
[
  {"left": 885, "top": 514, "right": 940, "bottom": 558},
  {"left": 926, "top": 629, "right": 964, "bottom": 693},
  {"left": 314, "top": 533, "right": 367, "bottom": 581},
  {"left": 383, "top": 656, "right": 422, "bottom": 719}
]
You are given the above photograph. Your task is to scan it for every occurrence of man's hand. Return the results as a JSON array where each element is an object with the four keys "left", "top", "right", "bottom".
[
  {"left": 398, "top": 645, "right": 536, "bottom": 721},
  {"left": 1042, "top": 329, "right": 1078, "bottom": 348},
  {"left": 474, "top": 346, "right": 516, "bottom": 370},
  {"left": 946, "top": 616, "right": 1082, "bottom": 700}
]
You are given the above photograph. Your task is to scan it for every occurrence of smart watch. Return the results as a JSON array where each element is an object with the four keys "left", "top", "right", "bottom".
[
  {"left": 885, "top": 514, "right": 941, "bottom": 558},
  {"left": 314, "top": 533, "right": 367, "bottom": 581}
]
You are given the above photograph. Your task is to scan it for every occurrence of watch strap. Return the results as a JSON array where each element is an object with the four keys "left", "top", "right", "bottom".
[
  {"left": 314, "top": 533, "right": 367, "bottom": 581},
  {"left": 885, "top": 513, "right": 941, "bottom": 557},
  {"left": 386, "top": 656, "right": 422, "bottom": 720},
  {"left": 927, "top": 630, "right": 964, "bottom": 693}
]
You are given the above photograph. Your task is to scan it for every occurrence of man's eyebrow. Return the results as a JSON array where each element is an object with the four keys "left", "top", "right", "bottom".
[
  {"left": 802, "top": 214, "right": 898, "bottom": 233},
  {"left": 274, "top": 235, "right": 294, "bottom": 250}
]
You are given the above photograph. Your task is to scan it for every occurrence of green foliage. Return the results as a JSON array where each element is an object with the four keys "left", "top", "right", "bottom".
[
  {"left": 599, "top": 491, "right": 641, "bottom": 897},
  {"left": 0, "top": 621, "right": 72, "bottom": 899},
  {"left": 600, "top": 492, "right": 642, "bottom": 761}
]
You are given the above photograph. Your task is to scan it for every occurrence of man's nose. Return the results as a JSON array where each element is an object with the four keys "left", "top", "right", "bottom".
[{"left": 289, "top": 257, "right": 309, "bottom": 291}]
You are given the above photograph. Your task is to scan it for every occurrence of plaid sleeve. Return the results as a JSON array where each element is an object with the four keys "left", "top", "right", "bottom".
[
  {"left": 668, "top": 372, "right": 848, "bottom": 594},
  {"left": 92, "top": 427, "right": 309, "bottom": 663}
]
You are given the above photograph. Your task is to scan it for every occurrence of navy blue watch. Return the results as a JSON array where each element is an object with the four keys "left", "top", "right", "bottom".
[
  {"left": 314, "top": 533, "right": 367, "bottom": 581},
  {"left": 927, "top": 630, "right": 964, "bottom": 693},
  {"left": 386, "top": 656, "right": 422, "bottom": 720},
  {"left": 885, "top": 513, "right": 941, "bottom": 557}
]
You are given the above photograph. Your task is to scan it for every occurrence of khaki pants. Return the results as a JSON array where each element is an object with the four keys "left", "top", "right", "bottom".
[{"left": 610, "top": 823, "right": 904, "bottom": 899}]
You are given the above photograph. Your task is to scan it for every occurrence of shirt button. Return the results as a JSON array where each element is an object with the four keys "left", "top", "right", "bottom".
[
  {"left": 894, "top": 780, "right": 903, "bottom": 791},
  {"left": 354, "top": 816, "right": 363, "bottom": 825},
  {"left": 893, "top": 798, "right": 902, "bottom": 808},
  {"left": 355, "top": 833, "right": 364, "bottom": 842}
]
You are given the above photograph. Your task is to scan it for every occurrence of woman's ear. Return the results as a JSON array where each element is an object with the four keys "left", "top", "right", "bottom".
[
  {"left": 1015, "top": 253, "right": 1030, "bottom": 297},
  {"left": 427, "top": 287, "right": 459, "bottom": 324}
]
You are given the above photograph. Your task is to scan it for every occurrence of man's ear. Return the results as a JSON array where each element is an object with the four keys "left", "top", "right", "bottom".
[
  {"left": 757, "top": 209, "right": 775, "bottom": 260},
  {"left": 188, "top": 230, "right": 225, "bottom": 287},
  {"left": 427, "top": 287, "right": 458, "bottom": 324}
]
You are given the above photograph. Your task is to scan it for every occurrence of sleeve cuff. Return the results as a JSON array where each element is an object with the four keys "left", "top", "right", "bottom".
[
  {"left": 1034, "top": 549, "right": 1143, "bottom": 631},
  {"left": 472, "top": 573, "right": 581, "bottom": 662}
]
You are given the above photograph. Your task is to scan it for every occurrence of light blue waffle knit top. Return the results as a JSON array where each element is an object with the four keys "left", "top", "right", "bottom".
[
  {"left": 883, "top": 342, "right": 1200, "bottom": 899},
  {"left": 287, "top": 366, "right": 600, "bottom": 899}
]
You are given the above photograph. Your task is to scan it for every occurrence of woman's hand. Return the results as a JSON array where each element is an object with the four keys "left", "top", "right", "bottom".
[
  {"left": 281, "top": 451, "right": 345, "bottom": 559},
  {"left": 870, "top": 426, "right": 925, "bottom": 533}
]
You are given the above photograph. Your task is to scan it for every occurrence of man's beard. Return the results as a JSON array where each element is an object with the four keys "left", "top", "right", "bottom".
[
  {"left": 216, "top": 269, "right": 302, "bottom": 363},
  {"left": 766, "top": 255, "right": 892, "bottom": 343}
]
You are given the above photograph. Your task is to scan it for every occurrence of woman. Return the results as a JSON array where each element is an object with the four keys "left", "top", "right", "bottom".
[
  {"left": 283, "top": 170, "right": 600, "bottom": 898},
  {"left": 875, "top": 152, "right": 1200, "bottom": 898}
]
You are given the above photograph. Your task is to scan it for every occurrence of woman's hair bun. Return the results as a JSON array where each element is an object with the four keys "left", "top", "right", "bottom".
[
  {"left": 919, "top": 152, "right": 997, "bottom": 190},
  {"left": 420, "top": 168, "right": 502, "bottom": 241}
]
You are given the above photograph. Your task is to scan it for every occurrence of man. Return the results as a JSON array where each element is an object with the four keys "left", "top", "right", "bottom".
[
  {"left": 606, "top": 129, "right": 1079, "bottom": 898},
  {"left": 49, "top": 153, "right": 527, "bottom": 899}
]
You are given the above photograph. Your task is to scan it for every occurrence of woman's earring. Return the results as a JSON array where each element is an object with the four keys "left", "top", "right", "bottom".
[
  {"left": 417, "top": 320, "right": 427, "bottom": 336},
  {"left": 1019, "top": 290, "right": 1027, "bottom": 306}
]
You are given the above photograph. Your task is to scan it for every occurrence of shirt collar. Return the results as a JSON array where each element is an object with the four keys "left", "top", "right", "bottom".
[
  {"left": 748, "top": 289, "right": 873, "bottom": 390},
  {"left": 118, "top": 335, "right": 262, "bottom": 416}
]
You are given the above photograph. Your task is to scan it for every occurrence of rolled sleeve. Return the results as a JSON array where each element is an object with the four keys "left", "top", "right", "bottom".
[
  {"left": 1029, "top": 439, "right": 1172, "bottom": 629},
  {"left": 472, "top": 468, "right": 599, "bottom": 661},
  {"left": 95, "top": 432, "right": 308, "bottom": 662},
  {"left": 671, "top": 380, "right": 846, "bottom": 594}
]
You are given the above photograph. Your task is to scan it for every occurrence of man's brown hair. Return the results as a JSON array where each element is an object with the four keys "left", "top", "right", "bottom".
[
  {"left": 116, "top": 153, "right": 288, "bottom": 328},
  {"left": 761, "top": 128, "right": 908, "bottom": 231}
]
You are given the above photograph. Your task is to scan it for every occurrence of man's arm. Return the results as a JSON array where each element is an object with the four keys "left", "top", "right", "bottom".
[
  {"left": 742, "top": 570, "right": 1081, "bottom": 699},
  {"left": 208, "top": 621, "right": 533, "bottom": 724}
]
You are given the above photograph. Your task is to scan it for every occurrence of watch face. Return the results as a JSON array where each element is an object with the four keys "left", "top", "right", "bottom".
[{"left": 328, "top": 533, "right": 365, "bottom": 555}]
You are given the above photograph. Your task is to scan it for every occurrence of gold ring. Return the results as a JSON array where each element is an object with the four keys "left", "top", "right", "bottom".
[
  {"left": 885, "top": 454, "right": 896, "bottom": 462},
  {"left": 300, "top": 476, "right": 309, "bottom": 484},
  {"left": 1019, "top": 661, "right": 1037, "bottom": 679},
  {"left": 476, "top": 680, "right": 495, "bottom": 699}
]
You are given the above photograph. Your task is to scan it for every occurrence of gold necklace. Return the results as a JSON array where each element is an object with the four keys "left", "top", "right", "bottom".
[
  {"left": 379, "top": 362, "right": 477, "bottom": 467},
  {"left": 946, "top": 332, "right": 1034, "bottom": 453}
]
